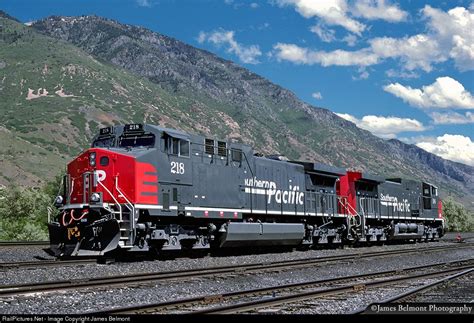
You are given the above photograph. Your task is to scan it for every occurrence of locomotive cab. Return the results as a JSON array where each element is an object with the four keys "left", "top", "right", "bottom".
[{"left": 47, "top": 124, "right": 159, "bottom": 257}]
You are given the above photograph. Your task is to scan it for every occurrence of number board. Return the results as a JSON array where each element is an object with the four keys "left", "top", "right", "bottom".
[
  {"left": 99, "top": 127, "right": 113, "bottom": 135},
  {"left": 124, "top": 124, "right": 143, "bottom": 132}
]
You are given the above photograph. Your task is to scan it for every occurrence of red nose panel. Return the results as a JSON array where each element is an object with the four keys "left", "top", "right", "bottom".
[
  {"left": 135, "top": 162, "right": 158, "bottom": 204},
  {"left": 66, "top": 149, "right": 159, "bottom": 206}
]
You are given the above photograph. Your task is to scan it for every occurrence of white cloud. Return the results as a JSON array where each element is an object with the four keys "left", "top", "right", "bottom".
[
  {"left": 383, "top": 77, "right": 474, "bottom": 109},
  {"left": 276, "top": 0, "right": 366, "bottom": 35},
  {"left": 336, "top": 113, "right": 426, "bottom": 138},
  {"left": 250, "top": 3, "right": 259, "bottom": 9},
  {"left": 429, "top": 111, "right": 474, "bottom": 125},
  {"left": 136, "top": 0, "right": 151, "bottom": 7},
  {"left": 415, "top": 134, "right": 474, "bottom": 166},
  {"left": 271, "top": 5, "right": 473, "bottom": 72},
  {"left": 198, "top": 29, "right": 262, "bottom": 64},
  {"left": 342, "top": 34, "right": 357, "bottom": 46},
  {"left": 367, "top": 5, "right": 473, "bottom": 72},
  {"left": 352, "top": 67, "right": 369, "bottom": 80},
  {"left": 385, "top": 69, "right": 419, "bottom": 79},
  {"left": 353, "top": 0, "right": 408, "bottom": 22},
  {"left": 312, "top": 92, "right": 323, "bottom": 100},
  {"left": 369, "top": 35, "right": 445, "bottom": 72},
  {"left": 273, "top": 43, "right": 379, "bottom": 66},
  {"left": 310, "top": 25, "right": 358, "bottom": 46},
  {"left": 310, "top": 24, "right": 336, "bottom": 43},
  {"left": 336, "top": 113, "right": 359, "bottom": 124},
  {"left": 422, "top": 5, "right": 474, "bottom": 72}
]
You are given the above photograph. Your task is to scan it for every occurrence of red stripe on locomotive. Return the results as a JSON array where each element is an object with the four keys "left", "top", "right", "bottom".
[
  {"left": 135, "top": 161, "right": 159, "bottom": 204},
  {"left": 336, "top": 171, "right": 362, "bottom": 215}
]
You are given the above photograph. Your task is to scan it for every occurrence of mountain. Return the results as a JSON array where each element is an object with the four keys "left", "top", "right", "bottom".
[
  {"left": 0, "top": 13, "right": 189, "bottom": 186},
  {"left": 0, "top": 12, "right": 472, "bottom": 210}
]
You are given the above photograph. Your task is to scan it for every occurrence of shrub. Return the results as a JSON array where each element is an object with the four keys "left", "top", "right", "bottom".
[
  {"left": 0, "top": 175, "right": 62, "bottom": 241},
  {"left": 442, "top": 196, "right": 474, "bottom": 232}
]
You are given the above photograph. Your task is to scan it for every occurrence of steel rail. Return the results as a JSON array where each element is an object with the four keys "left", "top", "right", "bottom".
[
  {"left": 0, "top": 243, "right": 470, "bottom": 297},
  {"left": 93, "top": 259, "right": 474, "bottom": 314},
  {"left": 192, "top": 263, "right": 474, "bottom": 314},
  {"left": 0, "top": 259, "right": 97, "bottom": 270},
  {"left": 351, "top": 267, "right": 474, "bottom": 314}
]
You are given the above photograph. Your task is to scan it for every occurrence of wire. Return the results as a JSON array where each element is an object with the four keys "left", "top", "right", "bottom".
[
  {"left": 61, "top": 211, "right": 72, "bottom": 227},
  {"left": 70, "top": 209, "right": 88, "bottom": 221}
]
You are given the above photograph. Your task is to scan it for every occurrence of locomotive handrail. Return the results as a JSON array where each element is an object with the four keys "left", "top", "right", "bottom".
[
  {"left": 337, "top": 197, "right": 362, "bottom": 227},
  {"left": 97, "top": 179, "right": 123, "bottom": 222},
  {"left": 68, "top": 178, "right": 75, "bottom": 205},
  {"left": 115, "top": 176, "right": 134, "bottom": 214},
  {"left": 115, "top": 176, "right": 135, "bottom": 245}
]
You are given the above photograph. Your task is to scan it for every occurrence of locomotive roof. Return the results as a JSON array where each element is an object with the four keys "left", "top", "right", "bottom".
[
  {"left": 145, "top": 124, "right": 253, "bottom": 150},
  {"left": 358, "top": 172, "right": 385, "bottom": 183},
  {"left": 150, "top": 125, "right": 190, "bottom": 139},
  {"left": 290, "top": 161, "right": 346, "bottom": 176}
]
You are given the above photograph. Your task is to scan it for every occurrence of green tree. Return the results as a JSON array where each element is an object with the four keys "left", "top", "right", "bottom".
[
  {"left": 0, "top": 175, "right": 63, "bottom": 241},
  {"left": 0, "top": 187, "right": 49, "bottom": 240},
  {"left": 442, "top": 197, "right": 474, "bottom": 232}
]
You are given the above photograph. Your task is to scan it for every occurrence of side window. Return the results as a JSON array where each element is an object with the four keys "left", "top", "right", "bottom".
[
  {"left": 167, "top": 137, "right": 190, "bottom": 157},
  {"left": 217, "top": 141, "right": 227, "bottom": 157},
  {"left": 180, "top": 140, "right": 190, "bottom": 157},
  {"left": 231, "top": 149, "right": 242, "bottom": 162},
  {"left": 205, "top": 139, "right": 215, "bottom": 155},
  {"left": 171, "top": 138, "right": 179, "bottom": 155}
]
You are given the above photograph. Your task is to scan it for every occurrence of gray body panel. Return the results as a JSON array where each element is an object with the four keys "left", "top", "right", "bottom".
[{"left": 220, "top": 222, "right": 305, "bottom": 247}]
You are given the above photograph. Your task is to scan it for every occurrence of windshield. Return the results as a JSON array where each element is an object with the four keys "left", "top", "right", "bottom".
[
  {"left": 92, "top": 136, "right": 115, "bottom": 148},
  {"left": 118, "top": 133, "right": 155, "bottom": 148}
]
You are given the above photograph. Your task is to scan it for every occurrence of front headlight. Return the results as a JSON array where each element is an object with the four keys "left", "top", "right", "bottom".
[
  {"left": 90, "top": 192, "right": 101, "bottom": 203},
  {"left": 54, "top": 195, "right": 64, "bottom": 207},
  {"left": 89, "top": 152, "right": 96, "bottom": 167}
]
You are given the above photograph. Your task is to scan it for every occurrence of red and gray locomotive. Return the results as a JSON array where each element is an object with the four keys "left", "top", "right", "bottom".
[{"left": 48, "top": 124, "right": 445, "bottom": 257}]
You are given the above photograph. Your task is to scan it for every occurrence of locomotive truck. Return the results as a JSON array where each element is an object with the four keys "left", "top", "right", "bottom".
[{"left": 48, "top": 124, "right": 445, "bottom": 257}]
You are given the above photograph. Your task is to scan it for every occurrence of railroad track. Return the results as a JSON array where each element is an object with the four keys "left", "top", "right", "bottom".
[
  {"left": 355, "top": 267, "right": 474, "bottom": 313},
  {"left": 94, "top": 259, "right": 474, "bottom": 314},
  {"left": 0, "top": 259, "right": 97, "bottom": 270},
  {"left": 0, "top": 242, "right": 465, "bottom": 271},
  {"left": 0, "top": 241, "right": 49, "bottom": 247},
  {"left": 0, "top": 243, "right": 471, "bottom": 298}
]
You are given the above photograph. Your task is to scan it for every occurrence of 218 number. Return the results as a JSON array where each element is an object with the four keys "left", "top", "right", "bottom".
[{"left": 171, "top": 161, "right": 185, "bottom": 174}]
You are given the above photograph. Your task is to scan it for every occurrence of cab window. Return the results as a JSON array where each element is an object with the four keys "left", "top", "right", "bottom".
[
  {"left": 92, "top": 136, "right": 115, "bottom": 148},
  {"left": 118, "top": 133, "right": 155, "bottom": 148},
  {"left": 167, "top": 137, "right": 190, "bottom": 157}
]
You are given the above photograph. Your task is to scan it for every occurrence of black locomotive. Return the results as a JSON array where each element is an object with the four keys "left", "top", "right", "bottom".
[{"left": 48, "top": 124, "right": 445, "bottom": 257}]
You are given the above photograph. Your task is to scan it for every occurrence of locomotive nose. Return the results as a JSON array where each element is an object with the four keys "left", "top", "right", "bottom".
[{"left": 46, "top": 149, "right": 118, "bottom": 257}]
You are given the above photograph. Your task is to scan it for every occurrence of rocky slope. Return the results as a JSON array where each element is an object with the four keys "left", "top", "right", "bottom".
[{"left": 0, "top": 12, "right": 472, "bottom": 209}]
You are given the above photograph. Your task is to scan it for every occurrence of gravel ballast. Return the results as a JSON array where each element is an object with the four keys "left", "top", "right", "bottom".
[{"left": 0, "top": 239, "right": 472, "bottom": 314}]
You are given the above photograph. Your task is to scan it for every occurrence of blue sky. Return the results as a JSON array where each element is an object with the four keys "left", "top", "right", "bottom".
[{"left": 2, "top": 0, "right": 473, "bottom": 165}]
